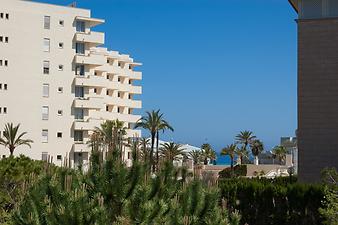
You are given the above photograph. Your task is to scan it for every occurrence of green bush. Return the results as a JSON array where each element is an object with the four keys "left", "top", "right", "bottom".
[
  {"left": 0, "top": 156, "right": 48, "bottom": 225},
  {"left": 219, "top": 177, "right": 325, "bottom": 225},
  {"left": 218, "top": 165, "right": 247, "bottom": 178}
]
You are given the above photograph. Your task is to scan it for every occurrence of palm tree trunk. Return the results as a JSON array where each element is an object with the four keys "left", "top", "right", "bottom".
[
  {"left": 150, "top": 133, "right": 155, "bottom": 172},
  {"left": 156, "top": 131, "right": 160, "bottom": 171},
  {"left": 9, "top": 146, "right": 14, "bottom": 156}
]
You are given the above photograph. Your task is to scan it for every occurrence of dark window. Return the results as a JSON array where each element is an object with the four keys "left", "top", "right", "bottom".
[
  {"left": 43, "top": 61, "right": 50, "bottom": 74},
  {"left": 57, "top": 155, "right": 62, "bottom": 160},
  {"left": 4, "top": 60, "right": 8, "bottom": 66},
  {"left": 4, "top": 84, "right": 7, "bottom": 90},
  {"left": 5, "top": 37, "right": 8, "bottom": 43},
  {"left": 75, "top": 86, "right": 84, "bottom": 98},
  {"left": 0, "top": 84, "right": 2, "bottom": 89},
  {"left": 76, "top": 21, "right": 85, "bottom": 32},
  {"left": 3, "top": 107, "right": 7, "bottom": 114},
  {"left": 0, "top": 36, "right": 3, "bottom": 42},
  {"left": 0, "top": 13, "right": 3, "bottom": 19},
  {"left": 76, "top": 42, "right": 85, "bottom": 54},
  {"left": 74, "top": 130, "right": 83, "bottom": 142},
  {"left": 5, "top": 14, "right": 9, "bottom": 20},
  {"left": 57, "top": 132, "right": 62, "bottom": 138},
  {"left": 42, "top": 152, "right": 48, "bottom": 161}
]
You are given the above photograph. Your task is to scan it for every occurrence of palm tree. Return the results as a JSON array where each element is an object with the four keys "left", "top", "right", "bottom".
[
  {"left": 135, "top": 110, "right": 173, "bottom": 171},
  {"left": 235, "top": 131, "right": 256, "bottom": 151},
  {"left": 159, "top": 142, "right": 185, "bottom": 163},
  {"left": 250, "top": 139, "right": 264, "bottom": 165},
  {"left": 221, "top": 144, "right": 237, "bottom": 170},
  {"left": 0, "top": 123, "right": 33, "bottom": 156},
  {"left": 188, "top": 150, "right": 202, "bottom": 165},
  {"left": 139, "top": 137, "right": 150, "bottom": 163},
  {"left": 94, "top": 120, "right": 127, "bottom": 159},
  {"left": 235, "top": 145, "right": 249, "bottom": 165},
  {"left": 272, "top": 145, "right": 287, "bottom": 165},
  {"left": 201, "top": 143, "right": 214, "bottom": 165}
]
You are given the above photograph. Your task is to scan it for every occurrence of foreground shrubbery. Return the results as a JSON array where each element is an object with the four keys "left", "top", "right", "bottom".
[
  {"left": 219, "top": 177, "right": 326, "bottom": 225},
  {"left": 0, "top": 156, "right": 48, "bottom": 224},
  {"left": 9, "top": 150, "right": 240, "bottom": 225}
]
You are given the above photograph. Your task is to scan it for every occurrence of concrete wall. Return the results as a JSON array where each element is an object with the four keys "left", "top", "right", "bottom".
[{"left": 297, "top": 18, "right": 338, "bottom": 182}]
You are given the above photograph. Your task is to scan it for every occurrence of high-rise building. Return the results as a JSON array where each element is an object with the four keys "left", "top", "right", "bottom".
[
  {"left": 0, "top": 0, "right": 142, "bottom": 168},
  {"left": 289, "top": 0, "right": 338, "bottom": 182}
]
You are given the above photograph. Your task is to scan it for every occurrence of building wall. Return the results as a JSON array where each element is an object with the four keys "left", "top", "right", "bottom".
[
  {"left": 0, "top": 0, "right": 142, "bottom": 168},
  {"left": 297, "top": 18, "right": 338, "bottom": 182}
]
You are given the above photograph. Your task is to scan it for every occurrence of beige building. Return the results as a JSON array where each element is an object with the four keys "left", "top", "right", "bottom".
[{"left": 0, "top": 0, "right": 142, "bottom": 168}]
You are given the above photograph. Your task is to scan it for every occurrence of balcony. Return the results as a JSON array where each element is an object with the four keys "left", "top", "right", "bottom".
[
  {"left": 76, "top": 16, "right": 105, "bottom": 27},
  {"left": 119, "top": 84, "right": 142, "bottom": 94},
  {"left": 90, "top": 111, "right": 141, "bottom": 123},
  {"left": 73, "top": 143, "right": 89, "bottom": 153},
  {"left": 105, "top": 98, "right": 142, "bottom": 109},
  {"left": 129, "top": 71, "right": 142, "bottom": 80},
  {"left": 74, "top": 119, "right": 101, "bottom": 130},
  {"left": 74, "top": 75, "right": 108, "bottom": 87},
  {"left": 73, "top": 97, "right": 103, "bottom": 109},
  {"left": 75, "top": 54, "right": 106, "bottom": 66},
  {"left": 126, "top": 129, "right": 141, "bottom": 138},
  {"left": 75, "top": 31, "right": 104, "bottom": 45}
]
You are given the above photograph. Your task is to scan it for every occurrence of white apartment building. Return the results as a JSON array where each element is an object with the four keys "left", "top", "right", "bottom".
[{"left": 0, "top": 0, "right": 142, "bottom": 167}]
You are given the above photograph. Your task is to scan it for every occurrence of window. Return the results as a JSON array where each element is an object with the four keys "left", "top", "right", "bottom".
[
  {"left": 43, "top": 38, "right": 50, "bottom": 52},
  {"left": 58, "top": 65, "right": 64, "bottom": 71},
  {"left": 57, "top": 110, "right": 63, "bottom": 116},
  {"left": 75, "top": 42, "right": 85, "bottom": 54},
  {"left": 74, "top": 130, "right": 83, "bottom": 142},
  {"left": 0, "top": 13, "right": 3, "bottom": 19},
  {"left": 118, "top": 92, "right": 121, "bottom": 98},
  {"left": 76, "top": 20, "right": 86, "bottom": 32},
  {"left": 118, "top": 62, "right": 122, "bottom": 67},
  {"left": 4, "top": 84, "right": 7, "bottom": 90},
  {"left": 3, "top": 107, "right": 7, "bottom": 114},
  {"left": 74, "top": 108, "right": 84, "bottom": 120},
  {"left": 5, "top": 14, "right": 9, "bottom": 20},
  {"left": 42, "top": 106, "right": 49, "bottom": 120},
  {"left": 4, "top": 37, "right": 8, "bottom": 43},
  {"left": 59, "top": 20, "right": 64, "bottom": 26},
  {"left": 42, "top": 152, "right": 48, "bottom": 161},
  {"left": 44, "top": 16, "right": 50, "bottom": 29},
  {"left": 75, "top": 86, "right": 84, "bottom": 98},
  {"left": 106, "top": 75, "right": 110, "bottom": 80},
  {"left": 118, "top": 77, "right": 121, "bottom": 82},
  {"left": 42, "top": 84, "right": 49, "bottom": 97},
  {"left": 43, "top": 61, "right": 50, "bottom": 74},
  {"left": 106, "top": 90, "right": 109, "bottom": 95},
  {"left": 106, "top": 105, "right": 109, "bottom": 112},
  {"left": 57, "top": 132, "right": 63, "bottom": 138},
  {"left": 0, "top": 108, "right": 2, "bottom": 114},
  {"left": 93, "top": 88, "right": 97, "bottom": 94},
  {"left": 118, "top": 107, "right": 121, "bottom": 113},
  {"left": 58, "top": 87, "right": 63, "bottom": 93},
  {"left": 59, "top": 42, "right": 64, "bottom": 49},
  {"left": 0, "top": 60, "right": 2, "bottom": 66},
  {"left": 0, "top": 84, "right": 2, "bottom": 89},
  {"left": 128, "top": 108, "right": 132, "bottom": 114},
  {"left": 0, "top": 37, "right": 2, "bottom": 42},
  {"left": 57, "top": 155, "right": 62, "bottom": 160},
  {"left": 129, "top": 80, "right": 132, "bottom": 85},
  {"left": 4, "top": 60, "right": 8, "bottom": 67},
  {"left": 75, "top": 64, "right": 85, "bottom": 76},
  {"left": 42, "top": 130, "right": 48, "bottom": 143}
]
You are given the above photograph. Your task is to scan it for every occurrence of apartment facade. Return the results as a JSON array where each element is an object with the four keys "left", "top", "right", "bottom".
[
  {"left": 289, "top": 0, "right": 338, "bottom": 182},
  {"left": 0, "top": 0, "right": 142, "bottom": 168}
]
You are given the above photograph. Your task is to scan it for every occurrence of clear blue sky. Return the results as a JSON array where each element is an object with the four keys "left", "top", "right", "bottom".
[{"left": 37, "top": 0, "right": 298, "bottom": 152}]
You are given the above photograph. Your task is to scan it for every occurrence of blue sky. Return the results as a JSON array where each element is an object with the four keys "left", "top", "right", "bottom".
[{"left": 38, "top": 0, "right": 298, "bottom": 152}]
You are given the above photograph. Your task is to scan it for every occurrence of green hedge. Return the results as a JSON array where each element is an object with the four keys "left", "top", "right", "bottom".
[
  {"left": 219, "top": 165, "right": 247, "bottom": 178},
  {"left": 219, "top": 177, "right": 325, "bottom": 225}
]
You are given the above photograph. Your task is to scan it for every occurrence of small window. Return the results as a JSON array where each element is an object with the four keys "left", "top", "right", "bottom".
[
  {"left": 59, "top": 20, "right": 64, "bottom": 26},
  {"left": 106, "top": 105, "right": 109, "bottom": 112},
  {"left": 58, "top": 65, "right": 64, "bottom": 71},
  {"left": 94, "top": 88, "right": 97, "bottom": 94},
  {"left": 57, "top": 87, "right": 63, "bottom": 93},
  {"left": 42, "top": 130, "right": 48, "bottom": 143},
  {"left": 4, "top": 84, "right": 7, "bottom": 90},
  {"left": 3, "top": 107, "right": 7, "bottom": 114},
  {"left": 5, "top": 14, "right": 9, "bottom": 20},
  {"left": 75, "top": 42, "right": 85, "bottom": 54},
  {"left": 57, "top": 155, "right": 62, "bottom": 160},
  {"left": 106, "top": 75, "right": 110, "bottom": 80},
  {"left": 129, "top": 65, "right": 132, "bottom": 70},
  {"left": 107, "top": 59, "right": 110, "bottom": 64},
  {"left": 57, "top": 110, "right": 63, "bottom": 116},
  {"left": 0, "top": 13, "right": 3, "bottom": 19},
  {"left": 75, "top": 64, "right": 85, "bottom": 76},
  {"left": 129, "top": 80, "right": 132, "bottom": 85},
  {"left": 42, "top": 84, "right": 49, "bottom": 97},
  {"left": 42, "top": 106, "right": 49, "bottom": 120},
  {"left": 59, "top": 42, "right": 64, "bottom": 49},
  {"left": 42, "top": 152, "right": 48, "bottom": 161},
  {"left": 43, "top": 61, "right": 50, "bottom": 74},
  {"left": 0, "top": 108, "right": 2, "bottom": 114},
  {"left": 4, "top": 60, "right": 8, "bottom": 67},
  {"left": 117, "top": 107, "right": 121, "bottom": 113},
  {"left": 0, "top": 60, "right": 2, "bottom": 66},
  {"left": 4, "top": 37, "right": 8, "bottom": 43},
  {"left": 57, "top": 132, "right": 63, "bottom": 138},
  {"left": 118, "top": 62, "right": 122, "bottom": 67},
  {"left": 118, "top": 92, "right": 121, "bottom": 98},
  {"left": 0, "top": 37, "right": 3, "bottom": 42},
  {"left": 76, "top": 20, "right": 86, "bottom": 32},
  {"left": 0, "top": 84, "right": 2, "bottom": 89},
  {"left": 43, "top": 38, "right": 50, "bottom": 52},
  {"left": 106, "top": 90, "right": 109, "bottom": 95},
  {"left": 44, "top": 16, "right": 50, "bottom": 29},
  {"left": 118, "top": 77, "right": 121, "bottom": 82},
  {"left": 75, "top": 86, "right": 84, "bottom": 98}
]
